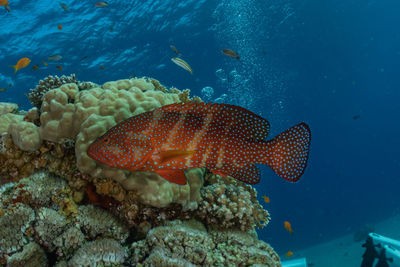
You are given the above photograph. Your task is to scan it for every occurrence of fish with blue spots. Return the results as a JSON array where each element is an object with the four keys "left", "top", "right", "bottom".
[{"left": 87, "top": 103, "right": 311, "bottom": 185}]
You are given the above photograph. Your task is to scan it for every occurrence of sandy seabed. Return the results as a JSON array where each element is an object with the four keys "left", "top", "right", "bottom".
[{"left": 285, "top": 215, "right": 400, "bottom": 267}]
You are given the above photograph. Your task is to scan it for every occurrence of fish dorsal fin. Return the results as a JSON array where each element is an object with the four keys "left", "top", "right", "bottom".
[
  {"left": 211, "top": 164, "right": 261, "bottom": 185},
  {"left": 159, "top": 103, "right": 270, "bottom": 140},
  {"left": 159, "top": 150, "right": 195, "bottom": 164},
  {"left": 154, "top": 169, "right": 187, "bottom": 185}
]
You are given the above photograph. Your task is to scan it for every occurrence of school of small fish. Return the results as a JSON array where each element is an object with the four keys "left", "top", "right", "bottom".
[{"left": 3, "top": 3, "right": 242, "bottom": 85}]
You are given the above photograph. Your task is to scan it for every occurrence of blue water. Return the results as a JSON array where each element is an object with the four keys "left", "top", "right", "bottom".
[{"left": 1, "top": 0, "right": 400, "bottom": 259}]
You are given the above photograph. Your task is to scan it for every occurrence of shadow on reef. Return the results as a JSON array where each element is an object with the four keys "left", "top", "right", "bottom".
[{"left": 0, "top": 76, "right": 280, "bottom": 266}]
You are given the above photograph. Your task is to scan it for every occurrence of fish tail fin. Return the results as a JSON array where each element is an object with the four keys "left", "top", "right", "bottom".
[
  {"left": 261, "top": 122, "right": 311, "bottom": 182},
  {"left": 9, "top": 65, "right": 17, "bottom": 73}
]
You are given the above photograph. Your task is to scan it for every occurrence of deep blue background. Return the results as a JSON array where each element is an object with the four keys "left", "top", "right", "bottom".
[{"left": 1, "top": 0, "right": 399, "bottom": 255}]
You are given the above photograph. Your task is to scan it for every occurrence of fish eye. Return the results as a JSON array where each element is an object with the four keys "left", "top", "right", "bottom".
[{"left": 103, "top": 137, "right": 110, "bottom": 144}]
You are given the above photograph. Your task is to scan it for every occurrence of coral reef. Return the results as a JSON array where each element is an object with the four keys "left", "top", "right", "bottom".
[
  {"left": 0, "top": 137, "right": 76, "bottom": 184},
  {"left": 0, "top": 203, "right": 35, "bottom": 257},
  {"left": 1, "top": 77, "right": 205, "bottom": 208},
  {"left": 0, "top": 76, "right": 279, "bottom": 266},
  {"left": 0, "top": 167, "right": 276, "bottom": 265},
  {"left": 195, "top": 173, "right": 270, "bottom": 230},
  {"left": 130, "top": 219, "right": 280, "bottom": 266},
  {"left": 27, "top": 74, "right": 80, "bottom": 109},
  {"left": 68, "top": 238, "right": 127, "bottom": 267},
  {"left": 75, "top": 205, "right": 129, "bottom": 241},
  {"left": 6, "top": 242, "right": 48, "bottom": 267},
  {"left": 0, "top": 102, "right": 19, "bottom": 115}
]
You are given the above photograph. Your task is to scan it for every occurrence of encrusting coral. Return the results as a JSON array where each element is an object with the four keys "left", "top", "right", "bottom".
[
  {"left": 130, "top": 219, "right": 280, "bottom": 266},
  {"left": 6, "top": 242, "right": 48, "bottom": 267},
  {"left": 0, "top": 203, "right": 35, "bottom": 257},
  {"left": 0, "top": 76, "right": 280, "bottom": 266}
]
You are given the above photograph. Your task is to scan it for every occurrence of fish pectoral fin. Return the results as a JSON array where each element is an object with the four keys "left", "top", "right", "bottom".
[
  {"left": 210, "top": 169, "right": 229, "bottom": 178},
  {"left": 159, "top": 150, "right": 195, "bottom": 164},
  {"left": 154, "top": 169, "right": 187, "bottom": 185}
]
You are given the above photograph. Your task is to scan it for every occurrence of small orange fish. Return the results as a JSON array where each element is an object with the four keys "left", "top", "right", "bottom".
[
  {"left": 0, "top": 0, "right": 10, "bottom": 12},
  {"left": 263, "top": 195, "right": 270, "bottom": 203},
  {"left": 284, "top": 221, "right": 294, "bottom": 234},
  {"left": 0, "top": 88, "right": 6, "bottom": 92},
  {"left": 42, "top": 60, "right": 48, "bottom": 67},
  {"left": 286, "top": 251, "right": 293, "bottom": 258},
  {"left": 222, "top": 49, "right": 240, "bottom": 60},
  {"left": 58, "top": 24, "right": 63, "bottom": 30},
  {"left": 32, "top": 65, "right": 39, "bottom": 70},
  {"left": 9, "top": 57, "right": 31, "bottom": 73},
  {"left": 100, "top": 65, "right": 105, "bottom": 70},
  {"left": 9, "top": 83, "right": 12, "bottom": 87},
  {"left": 56, "top": 65, "right": 62, "bottom": 72}
]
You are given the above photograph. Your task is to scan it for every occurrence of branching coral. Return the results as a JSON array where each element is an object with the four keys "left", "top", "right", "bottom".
[
  {"left": 196, "top": 181, "right": 270, "bottom": 231},
  {"left": 27, "top": 74, "right": 82, "bottom": 109}
]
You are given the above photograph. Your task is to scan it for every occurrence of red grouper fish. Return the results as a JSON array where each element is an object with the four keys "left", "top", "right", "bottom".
[{"left": 87, "top": 103, "right": 311, "bottom": 185}]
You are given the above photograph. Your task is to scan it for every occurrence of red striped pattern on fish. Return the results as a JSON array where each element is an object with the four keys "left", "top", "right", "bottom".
[{"left": 88, "top": 103, "right": 311, "bottom": 185}]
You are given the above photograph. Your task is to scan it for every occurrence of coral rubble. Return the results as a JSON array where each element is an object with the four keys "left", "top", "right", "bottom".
[{"left": 0, "top": 76, "right": 280, "bottom": 266}]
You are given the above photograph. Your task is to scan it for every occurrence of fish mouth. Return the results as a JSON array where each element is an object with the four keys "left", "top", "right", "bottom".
[{"left": 86, "top": 148, "right": 96, "bottom": 160}]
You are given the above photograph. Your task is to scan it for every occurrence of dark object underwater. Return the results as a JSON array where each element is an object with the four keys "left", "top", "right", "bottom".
[
  {"left": 375, "top": 248, "right": 393, "bottom": 267},
  {"left": 361, "top": 236, "right": 380, "bottom": 267}
]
